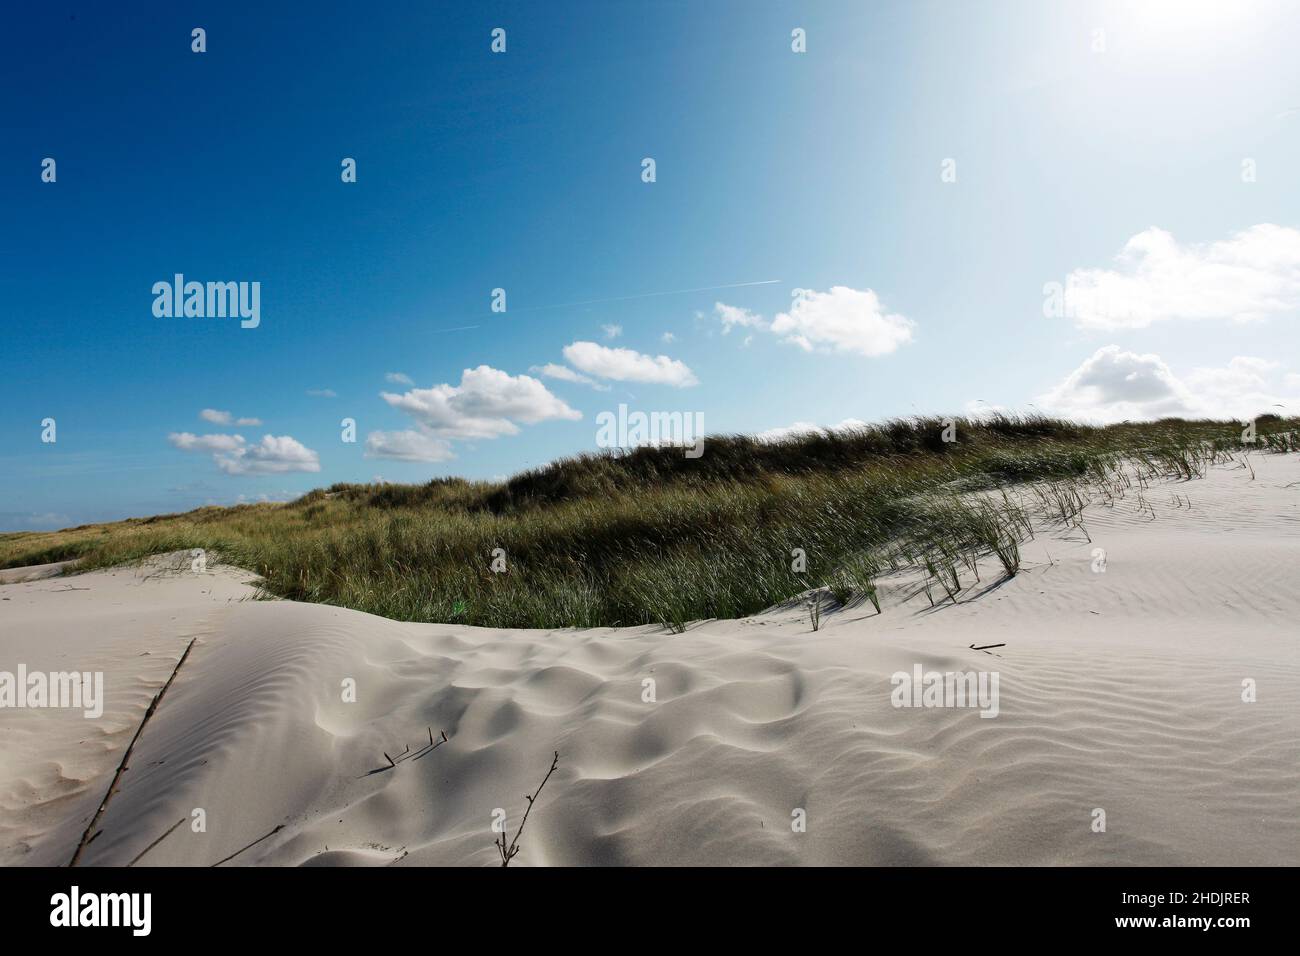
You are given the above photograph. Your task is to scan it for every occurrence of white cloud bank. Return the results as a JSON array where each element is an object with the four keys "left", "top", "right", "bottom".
[
  {"left": 1039, "top": 346, "right": 1298, "bottom": 423},
  {"left": 770, "top": 286, "right": 915, "bottom": 356},
  {"left": 711, "top": 286, "right": 914, "bottom": 357},
  {"left": 530, "top": 362, "right": 611, "bottom": 391},
  {"left": 169, "top": 432, "right": 321, "bottom": 475},
  {"left": 369, "top": 365, "right": 580, "bottom": 460},
  {"left": 562, "top": 342, "right": 699, "bottom": 387},
  {"left": 1056, "top": 224, "right": 1300, "bottom": 330}
]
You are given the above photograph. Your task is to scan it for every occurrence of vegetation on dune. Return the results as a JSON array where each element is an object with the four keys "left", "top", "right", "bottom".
[{"left": 2, "top": 414, "right": 1295, "bottom": 629}]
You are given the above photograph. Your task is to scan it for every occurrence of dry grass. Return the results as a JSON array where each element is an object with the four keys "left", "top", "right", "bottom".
[{"left": 2, "top": 414, "right": 1293, "bottom": 629}]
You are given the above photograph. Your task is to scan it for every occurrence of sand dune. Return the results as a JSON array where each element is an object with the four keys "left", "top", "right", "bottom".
[{"left": 2, "top": 454, "right": 1297, "bottom": 866}]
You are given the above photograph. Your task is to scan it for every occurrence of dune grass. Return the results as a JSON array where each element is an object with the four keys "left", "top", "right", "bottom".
[{"left": 2, "top": 413, "right": 1295, "bottom": 629}]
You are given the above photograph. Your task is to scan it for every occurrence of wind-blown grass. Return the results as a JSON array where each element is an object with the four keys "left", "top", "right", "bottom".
[{"left": 2, "top": 414, "right": 1293, "bottom": 629}]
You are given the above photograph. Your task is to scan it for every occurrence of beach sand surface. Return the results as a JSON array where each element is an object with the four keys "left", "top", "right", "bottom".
[{"left": 2, "top": 455, "right": 1297, "bottom": 866}]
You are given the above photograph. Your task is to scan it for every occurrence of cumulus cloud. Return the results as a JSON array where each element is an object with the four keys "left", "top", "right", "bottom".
[
  {"left": 385, "top": 371, "right": 415, "bottom": 386},
  {"left": 364, "top": 429, "right": 455, "bottom": 463},
  {"left": 169, "top": 432, "right": 321, "bottom": 475},
  {"left": 768, "top": 286, "right": 915, "bottom": 357},
  {"left": 562, "top": 341, "right": 699, "bottom": 387},
  {"left": 200, "top": 408, "right": 261, "bottom": 426},
  {"left": 713, "top": 302, "right": 767, "bottom": 334},
  {"left": 1055, "top": 224, "right": 1300, "bottom": 330},
  {"left": 661, "top": 331, "right": 676, "bottom": 344},
  {"left": 529, "top": 363, "right": 611, "bottom": 391},
  {"left": 756, "top": 418, "right": 869, "bottom": 442},
  {"left": 601, "top": 324, "right": 623, "bottom": 339},
  {"left": 1039, "top": 346, "right": 1298, "bottom": 423},
  {"left": 381, "top": 365, "right": 581, "bottom": 439}
]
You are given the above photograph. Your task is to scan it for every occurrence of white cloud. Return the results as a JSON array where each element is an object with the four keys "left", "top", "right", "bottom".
[
  {"left": 381, "top": 365, "right": 581, "bottom": 439},
  {"left": 769, "top": 286, "right": 915, "bottom": 357},
  {"left": 529, "top": 363, "right": 611, "bottom": 391},
  {"left": 169, "top": 432, "right": 321, "bottom": 475},
  {"left": 756, "top": 418, "right": 869, "bottom": 442},
  {"left": 385, "top": 371, "right": 415, "bottom": 386},
  {"left": 1039, "top": 346, "right": 1299, "bottom": 423},
  {"left": 364, "top": 429, "right": 455, "bottom": 463},
  {"left": 713, "top": 302, "right": 767, "bottom": 334},
  {"left": 169, "top": 432, "right": 246, "bottom": 454},
  {"left": 661, "top": 332, "right": 676, "bottom": 344},
  {"left": 200, "top": 408, "right": 261, "bottom": 426},
  {"left": 562, "top": 341, "right": 699, "bottom": 387},
  {"left": 1057, "top": 225, "right": 1300, "bottom": 330},
  {"left": 221, "top": 436, "right": 321, "bottom": 475},
  {"left": 601, "top": 324, "right": 623, "bottom": 339}
]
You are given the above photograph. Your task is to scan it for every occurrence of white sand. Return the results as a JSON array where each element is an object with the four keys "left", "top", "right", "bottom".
[{"left": 2, "top": 454, "right": 1297, "bottom": 866}]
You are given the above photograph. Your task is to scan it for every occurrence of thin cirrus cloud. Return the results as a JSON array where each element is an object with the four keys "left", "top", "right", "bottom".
[
  {"left": 200, "top": 408, "right": 262, "bottom": 426},
  {"left": 562, "top": 341, "right": 699, "bottom": 387},
  {"left": 371, "top": 365, "right": 581, "bottom": 461},
  {"left": 1055, "top": 224, "right": 1300, "bottom": 331},
  {"left": 1038, "top": 346, "right": 1299, "bottom": 424},
  {"left": 530, "top": 362, "right": 611, "bottom": 391},
  {"left": 168, "top": 431, "right": 321, "bottom": 475},
  {"left": 711, "top": 286, "right": 915, "bottom": 358},
  {"left": 384, "top": 371, "right": 415, "bottom": 385}
]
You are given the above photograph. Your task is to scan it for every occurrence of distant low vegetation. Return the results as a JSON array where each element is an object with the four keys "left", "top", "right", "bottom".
[{"left": 2, "top": 414, "right": 1295, "bottom": 629}]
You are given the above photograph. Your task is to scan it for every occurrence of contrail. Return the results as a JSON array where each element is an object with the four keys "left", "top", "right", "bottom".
[{"left": 429, "top": 278, "right": 783, "bottom": 333}]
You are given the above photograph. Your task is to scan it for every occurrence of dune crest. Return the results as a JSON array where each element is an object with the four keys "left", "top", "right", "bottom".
[{"left": 2, "top": 454, "right": 1297, "bottom": 867}]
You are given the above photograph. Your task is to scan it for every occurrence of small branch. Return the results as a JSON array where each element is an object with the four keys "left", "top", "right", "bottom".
[
  {"left": 127, "top": 817, "right": 186, "bottom": 867},
  {"left": 496, "top": 751, "right": 560, "bottom": 867},
  {"left": 210, "top": 824, "right": 285, "bottom": 867},
  {"left": 68, "top": 638, "right": 198, "bottom": 867},
  {"left": 412, "top": 730, "right": 449, "bottom": 761}
]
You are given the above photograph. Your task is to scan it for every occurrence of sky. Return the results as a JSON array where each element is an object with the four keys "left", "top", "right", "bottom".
[{"left": 3, "top": 0, "right": 1300, "bottom": 529}]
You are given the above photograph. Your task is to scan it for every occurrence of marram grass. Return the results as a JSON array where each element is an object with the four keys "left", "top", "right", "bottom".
[{"left": 2, "top": 414, "right": 1295, "bottom": 629}]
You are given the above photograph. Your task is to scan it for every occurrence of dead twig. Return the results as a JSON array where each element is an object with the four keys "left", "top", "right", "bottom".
[
  {"left": 364, "top": 728, "right": 449, "bottom": 775},
  {"left": 412, "top": 729, "right": 450, "bottom": 761},
  {"left": 69, "top": 638, "right": 198, "bottom": 867},
  {"left": 127, "top": 817, "right": 186, "bottom": 867},
  {"left": 495, "top": 751, "right": 560, "bottom": 867},
  {"left": 210, "top": 824, "right": 286, "bottom": 867}
]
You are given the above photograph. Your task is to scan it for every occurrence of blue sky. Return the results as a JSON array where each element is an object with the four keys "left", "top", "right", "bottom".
[{"left": 3, "top": 0, "right": 1300, "bottom": 529}]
